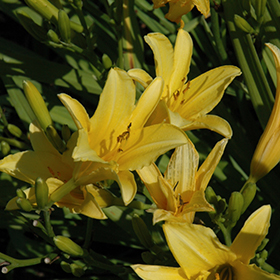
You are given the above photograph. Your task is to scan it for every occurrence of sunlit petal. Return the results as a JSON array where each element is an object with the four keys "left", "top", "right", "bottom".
[
  {"left": 127, "top": 68, "right": 153, "bottom": 88},
  {"left": 166, "top": 1, "right": 194, "bottom": 23},
  {"left": 230, "top": 205, "right": 271, "bottom": 264},
  {"left": 163, "top": 222, "right": 235, "bottom": 278},
  {"left": 131, "top": 264, "right": 187, "bottom": 280},
  {"left": 196, "top": 138, "right": 228, "bottom": 191},
  {"left": 117, "top": 170, "right": 137, "bottom": 205}
]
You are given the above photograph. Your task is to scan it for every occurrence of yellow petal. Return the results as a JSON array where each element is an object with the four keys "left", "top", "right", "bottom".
[
  {"left": 165, "top": 1, "right": 194, "bottom": 23},
  {"left": 165, "top": 137, "right": 198, "bottom": 196},
  {"left": 58, "top": 93, "right": 90, "bottom": 130},
  {"left": 131, "top": 77, "right": 163, "bottom": 129},
  {"left": 192, "top": 0, "right": 210, "bottom": 17},
  {"left": 178, "top": 66, "right": 241, "bottom": 119},
  {"left": 230, "top": 205, "right": 271, "bottom": 264},
  {"left": 233, "top": 261, "right": 280, "bottom": 280},
  {"left": 131, "top": 264, "right": 187, "bottom": 280},
  {"left": 163, "top": 222, "right": 235, "bottom": 278},
  {"left": 145, "top": 100, "right": 170, "bottom": 126},
  {"left": 89, "top": 68, "right": 135, "bottom": 145},
  {"left": 196, "top": 138, "right": 228, "bottom": 191},
  {"left": 117, "top": 170, "right": 137, "bottom": 205},
  {"left": 152, "top": 0, "right": 168, "bottom": 9},
  {"left": 169, "top": 29, "right": 192, "bottom": 98},
  {"left": 30, "top": 122, "right": 60, "bottom": 155},
  {"left": 137, "top": 163, "right": 167, "bottom": 208},
  {"left": 144, "top": 32, "right": 174, "bottom": 85},
  {"left": 181, "top": 114, "right": 233, "bottom": 138},
  {"left": 117, "top": 124, "right": 188, "bottom": 170},
  {"left": 127, "top": 68, "right": 153, "bottom": 88}
]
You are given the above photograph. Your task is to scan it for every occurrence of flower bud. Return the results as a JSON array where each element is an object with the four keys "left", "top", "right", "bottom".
[
  {"left": 47, "top": 29, "right": 61, "bottom": 43},
  {"left": 58, "top": 9, "right": 71, "bottom": 43},
  {"left": 227, "top": 192, "right": 244, "bottom": 228},
  {"left": 205, "top": 186, "right": 218, "bottom": 205},
  {"left": 0, "top": 141, "right": 10, "bottom": 156},
  {"left": 60, "top": 261, "right": 72, "bottom": 273},
  {"left": 240, "top": 182, "right": 256, "bottom": 214},
  {"left": 35, "top": 177, "right": 49, "bottom": 210},
  {"left": 45, "top": 125, "right": 66, "bottom": 153},
  {"left": 16, "top": 188, "right": 27, "bottom": 199},
  {"left": 61, "top": 124, "right": 71, "bottom": 143},
  {"left": 7, "top": 124, "right": 23, "bottom": 139},
  {"left": 16, "top": 197, "right": 33, "bottom": 212},
  {"left": 23, "top": 80, "right": 53, "bottom": 131},
  {"left": 102, "top": 54, "right": 112, "bottom": 70},
  {"left": 53, "top": 236, "right": 84, "bottom": 257},
  {"left": 132, "top": 214, "right": 154, "bottom": 249},
  {"left": 70, "top": 263, "right": 85, "bottom": 277},
  {"left": 234, "top": 15, "right": 254, "bottom": 34}
]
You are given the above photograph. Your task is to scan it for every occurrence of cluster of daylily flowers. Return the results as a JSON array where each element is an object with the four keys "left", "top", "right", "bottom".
[{"left": 2, "top": 3, "right": 280, "bottom": 279}]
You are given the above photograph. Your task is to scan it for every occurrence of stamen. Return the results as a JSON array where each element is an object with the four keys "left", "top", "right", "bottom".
[
  {"left": 217, "top": 265, "right": 234, "bottom": 280},
  {"left": 173, "top": 90, "right": 180, "bottom": 100},
  {"left": 117, "top": 122, "right": 132, "bottom": 143}
]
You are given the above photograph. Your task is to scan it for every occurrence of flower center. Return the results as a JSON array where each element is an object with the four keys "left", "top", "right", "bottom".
[{"left": 215, "top": 265, "right": 234, "bottom": 280}]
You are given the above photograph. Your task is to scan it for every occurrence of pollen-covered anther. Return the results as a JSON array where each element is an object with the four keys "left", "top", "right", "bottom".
[
  {"left": 173, "top": 90, "right": 180, "bottom": 100},
  {"left": 117, "top": 122, "right": 132, "bottom": 143}
]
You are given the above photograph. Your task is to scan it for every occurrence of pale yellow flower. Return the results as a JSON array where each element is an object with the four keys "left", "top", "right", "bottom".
[
  {"left": 128, "top": 29, "right": 241, "bottom": 138},
  {"left": 132, "top": 205, "right": 280, "bottom": 280},
  {"left": 59, "top": 67, "right": 188, "bottom": 206},
  {"left": 1, "top": 122, "right": 113, "bottom": 219},
  {"left": 249, "top": 43, "right": 280, "bottom": 183},
  {"left": 152, "top": 0, "right": 210, "bottom": 23},
  {"left": 137, "top": 137, "right": 228, "bottom": 224}
]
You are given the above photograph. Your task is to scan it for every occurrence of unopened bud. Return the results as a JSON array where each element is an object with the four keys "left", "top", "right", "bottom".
[
  {"left": 205, "top": 186, "right": 218, "bottom": 205},
  {"left": 7, "top": 124, "right": 23, "bottom": 138},
  {"left": 61, "top": 124, "right": 71, "bottom": 143},
  {"left": 53, "top": 236, "right": 84, "bottom": 257},
  {"left": 45, "top": 125, "right": 66, "bottom": 153},
  {"left": 102, "top": 54, "right": 112, "bottom": 70},
  {"left": 58, "top": 10, "right": 71, "bottom": 43},
  {"left": 1, "top": 141, "right": 10, "bottom": 156},
  {"left": 227, "top": 192, "right": 244, "bottom": 228},
  {"left": 35, "top": 177, "right": 49, "bottom": 210},
  {"left": 240, "top": 182, "right": 256, "bottom": 213},
  {"left": 234, "top": 15, "right": 255, "bottom": 34},
  {"left": 47, "top": 29, "right": 60, "bottom": 43},
  {"left": 132, "top": 214, "right": 154, "bottom": 249},
  {"left": 23, "top": 80, "right": 53, "bottom": 131},
  {"left": 16, "top": 188, "right": 27, "bottom": 199},
  {"left": 70, "top": 263, "right": 85, "bottom": 277},
  {"left": 60, "top": 261, "right": 72, "bottom": 273},
  {"left": 16, "top": 197, "right": 33, "bottom": 212}
]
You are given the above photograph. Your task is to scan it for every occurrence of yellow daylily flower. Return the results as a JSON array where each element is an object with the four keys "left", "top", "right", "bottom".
[
  {"left": 1, "top": 122, "right": 114, "bottom": 219},
  {"left": 152, "top": 0, "right": 210, "bottom": 23},
  {"left": 128, "top": 29, "right": 241, "bottom": 138},
  {"left": 58, "top": 67, "right": 188, "bottom": 206},
  {"left": 249, "top": 43, "right": 280, "bottom": 183},
  {"left": 137, "top": 137, "right": 228, "bottom": 224},
  {"left": 132, "top": 205, "right": 280, "bottom": 280}
]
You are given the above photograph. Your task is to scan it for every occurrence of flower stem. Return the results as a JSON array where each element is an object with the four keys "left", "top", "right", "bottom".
[
  {"left": 43, "top": 210, "right": 55, "bottom": 238},
  {"left": 83, "top": 217, "right": 93, "bottom": 249}
]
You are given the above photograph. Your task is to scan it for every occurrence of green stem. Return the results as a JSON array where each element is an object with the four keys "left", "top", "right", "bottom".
[
  {"left": 0, "top": 136, "right": 29, "bottom": 149},
  {"left": 43, "top": 210, "right": 55, "bottom": 238},
  {"left": 218, "top": 222, "right": 232, "bottom": 246},
  {"left": 0, "top": 106, "right": 8, "bottom": 127},
  {"left": 83, "top": 217, "right": 93, "bottom": 249}
]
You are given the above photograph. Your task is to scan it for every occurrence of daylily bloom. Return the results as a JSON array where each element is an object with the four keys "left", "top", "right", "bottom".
[
  {"left": 152, "top": 0, "right": 210, "bottom": 23},
  {"left": 1, "top": 122, "right": 115, "bottom": 219},
  {"left": 137, "top": 137, "right": 227, "bottom": 224},
  {"left": 132, "top": 205, "right": 280, "bottom": 280},
  {"left": 128, "top": 29, "right": 241, "bottom": 138},
  {"left": 58, "top": 67, "right": 188, "bottom": 206},
  {"left": 249, "top": 43, "right": 280, "bottom": 183}
]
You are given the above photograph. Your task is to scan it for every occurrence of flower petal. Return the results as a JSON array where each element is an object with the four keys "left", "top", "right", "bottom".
[
  {"left": 117, "top": 124, "right": 188, "bottom": 170},
  {"left": 169, "top": 29, "right": 192, "bottom": 98},
  {"left": 196, "top": 138, "right": 228, "bottom": 191},
  {"left": 163, "top": 222, "right": 235, "bottom": 278},
  {"left": 131, "top": 264, "right": 187, "bottom": 280},
  {"left": 230, "top": 205, "right": 271, "bottom": 264},
  {"left": 145, "top": 100, "right": 170, "bottom": 126},
  {"left": 165, "top": 1, "right": 194, "bottom": 23},
  {"left": 181, "top": 114, "right": 233, "bottom": 138},
  {"left": 127, "top": 69, "right": 153, "bottom": 88},
  {"left": 192, "top": 0, "right": 210, "bottom": 17},
  {"left": 178, "top": 66, "right": 241, "bottom": 119},
  {"left": 117, "top": 170, "right": 137, "bottom": 205},
  {"left": 233, "top": 261, "right": 280, "bottom": 280},
  {"left": 131, "top": 77, "right": 163, "bottom": 129},
  {"left": 89, "top": 68, "right": 135, "bottom": 145},
  {"left": 144, "top": 32, "right": 174, "bottom": 85},
  {"left": 58, "top": 93, "right": 90, "bottom": 130}
]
